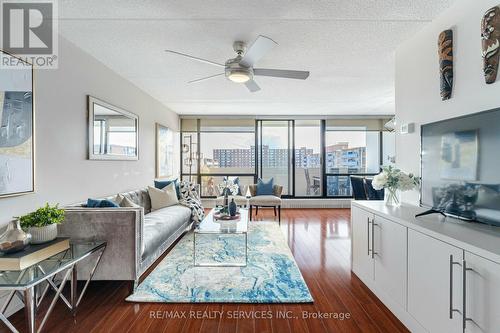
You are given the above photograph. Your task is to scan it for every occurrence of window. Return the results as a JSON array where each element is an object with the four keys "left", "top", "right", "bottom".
[
  {"left": 325, "top": 126, "right": 381, "bottom": 197},
  {"left": 258, "top": 120, "right": 293, "bottom": 196},
  {"left": 181, "top": 119, "right": 256, "bottom": 197},
  {"left": 181, "top": 118, "right": 394, "bottom": 198},
  {"left": 294, "top": 120, "right": 322, "bottom": 197}
]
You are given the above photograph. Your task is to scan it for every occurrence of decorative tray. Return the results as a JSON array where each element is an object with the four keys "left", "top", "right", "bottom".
[{"left": 213, "top": 211, "right": 241, "bottom": 221}]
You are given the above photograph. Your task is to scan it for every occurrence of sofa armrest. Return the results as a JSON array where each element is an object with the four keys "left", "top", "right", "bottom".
[{"left": 59, "top": 207, "right": 143, "bottom": 281}]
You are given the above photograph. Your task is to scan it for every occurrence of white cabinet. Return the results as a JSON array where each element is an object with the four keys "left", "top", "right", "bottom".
[
  {"left": 351, "top": 202, "right": 500, "bottom": 333},
  {"left": 408, "top": 229, "right": 463, "bottom": 333},
  {"left": 464, "top": 252, "right": 500, "bottom": 333},
  {"left": 352, "top": 208, "right": 407, "bottom": 308},
  {"left": 351, "top": 207, "right": 374, "bottom": 282},
  {"left": 373, "top": 216, "right": 407, "bottom": 308}
]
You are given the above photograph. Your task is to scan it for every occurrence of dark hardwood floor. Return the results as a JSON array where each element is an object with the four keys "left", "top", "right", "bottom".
[{"left": 3, "top": 208, "right": 409, "bottom": 333}]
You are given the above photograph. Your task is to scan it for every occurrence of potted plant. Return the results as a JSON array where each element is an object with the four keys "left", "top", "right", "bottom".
[
  {"left": 372, "top": 166, "right": 420, "bottom": 206},
  {"left": 18, "top": 203, "right": 65, "bottom": 244}
]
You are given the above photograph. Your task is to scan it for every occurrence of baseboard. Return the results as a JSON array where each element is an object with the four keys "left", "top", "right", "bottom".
[{"left": 202, "top": 198, "right": 352, "bottom": 209}]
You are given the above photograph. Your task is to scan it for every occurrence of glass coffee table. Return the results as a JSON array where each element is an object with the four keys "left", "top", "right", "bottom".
[
  {"left": 194, "top": 208, "right": 248, "bottom": 267},
  {"left": 0, "top": 241, "right": 106, "bottom": 333}
]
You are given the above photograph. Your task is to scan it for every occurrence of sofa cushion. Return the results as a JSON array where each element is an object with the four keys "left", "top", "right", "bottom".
[
  {"left": 116, "top": 195, "right": 140, "bottom": 208},
  {"left": 107, "top": 189, "right": 152, "bottom": 214},
  {"left": 249, "top": 195, "right": 282, "bottom": 206},
  {"left": 142, "top": 205, "right": 191, "bottom": 259}
]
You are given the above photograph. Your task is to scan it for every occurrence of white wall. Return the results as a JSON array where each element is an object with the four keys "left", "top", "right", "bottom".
[
  {"left": 0, "top": 36, "right": 179, "bottom": 227},
  {"left": 395, "top": 0, "right": 500, "bottom": 204}
]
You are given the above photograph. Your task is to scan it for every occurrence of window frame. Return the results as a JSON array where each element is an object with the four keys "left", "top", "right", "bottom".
[{"left": 181, "top": 119, "right": 392, "bottom": 199}]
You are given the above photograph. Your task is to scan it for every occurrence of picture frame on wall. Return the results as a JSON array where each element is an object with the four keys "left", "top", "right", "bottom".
[
  {"left": 155, "top": 123, "right": 174, "bottom": 178},
  {"left": 0, "top": 50, "right": 35, "bottom": 198}
]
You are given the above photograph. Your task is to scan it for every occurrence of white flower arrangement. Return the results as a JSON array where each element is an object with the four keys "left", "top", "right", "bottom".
[{"left": 372, "top": 166, "right": 420, "bottom": 205}]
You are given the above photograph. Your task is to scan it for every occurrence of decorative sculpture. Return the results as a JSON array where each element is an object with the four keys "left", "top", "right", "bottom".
[
  {"left": 438, "top": 29, "right": 453, "bottom": 100},
  {"left": 482, "top": 6, "right": 500, "bottom": 84}
]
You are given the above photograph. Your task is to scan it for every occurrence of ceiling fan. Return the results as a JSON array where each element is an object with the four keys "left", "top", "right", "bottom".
[{"left": 165, "top": 35, "right": 310, "bottom": 92}]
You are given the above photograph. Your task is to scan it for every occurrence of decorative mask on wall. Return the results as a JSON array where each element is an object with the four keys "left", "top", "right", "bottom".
[
  {"left": 438, "top": 29, "right": 453, "bottom": 100},
  {"left": 481, "top": 6, "right": 500, "bottom": 84}
]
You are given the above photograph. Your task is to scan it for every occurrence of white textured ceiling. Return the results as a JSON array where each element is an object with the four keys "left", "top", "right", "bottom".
[{"left": 58, "top": 0, "right": 455, "bottom": 116}]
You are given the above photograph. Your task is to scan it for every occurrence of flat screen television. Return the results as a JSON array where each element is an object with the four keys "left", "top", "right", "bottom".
[{"left": 420, "top": 108, "right": 500, "bottom": 227}]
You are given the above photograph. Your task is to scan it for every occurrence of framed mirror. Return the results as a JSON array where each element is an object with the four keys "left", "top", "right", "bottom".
[
  {"left": 88, "top": 96, "right": 138, "bottom": 160},
  {"left": 0, "top": 51, "right": 34, "bottom": 198}
]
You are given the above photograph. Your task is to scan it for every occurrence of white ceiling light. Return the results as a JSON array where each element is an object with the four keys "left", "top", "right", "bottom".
[{"left": 226, "top": 67, "right": 252, "bottom": 83}]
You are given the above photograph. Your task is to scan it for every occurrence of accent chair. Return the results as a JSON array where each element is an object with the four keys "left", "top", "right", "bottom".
[{"left": 248, "top": 184, "right": 283, "bottom": 224}]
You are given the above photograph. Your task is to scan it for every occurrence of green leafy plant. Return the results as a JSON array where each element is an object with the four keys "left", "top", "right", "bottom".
[{"left": 18, "top": 203, "right": 65, "bottom": 228}]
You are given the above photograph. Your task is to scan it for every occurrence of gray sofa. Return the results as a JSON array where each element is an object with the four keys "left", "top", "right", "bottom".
[{"left": 59, "top": 187, "right": 197, "bottom": 288}]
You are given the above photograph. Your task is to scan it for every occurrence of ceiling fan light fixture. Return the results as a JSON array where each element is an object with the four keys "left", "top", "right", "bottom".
[
  {"left": 226, "top": 67, "right": 253, "bottom": 83},
  {"left": 228, "top": 72, "right": 250, "bottom": 83}
]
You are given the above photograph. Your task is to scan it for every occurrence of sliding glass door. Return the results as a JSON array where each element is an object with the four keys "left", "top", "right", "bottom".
[
  {"left": 294, "top": 120, "right": 322, "bottom": 197},
  {"left": 257, "top": 120, "right": 293, "bottom": 196}
]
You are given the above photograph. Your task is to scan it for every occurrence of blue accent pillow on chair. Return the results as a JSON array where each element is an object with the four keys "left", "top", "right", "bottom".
[
  {"left": 87, "top": 198, "right": 119, "bottom": 208},
  {"left": 256, "top": 178, "right": 274, "bottom": 196},
  {"left": 154, "top": 179, "right": 180, "bottom": 198}
]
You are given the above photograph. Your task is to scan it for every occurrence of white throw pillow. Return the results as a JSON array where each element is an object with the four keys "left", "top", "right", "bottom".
[
  {"left": 115, "top": 194, "right": 141, "bottom": 208},
  {"left": 148, "top": 184, "right": 178, "bottom": 211}
]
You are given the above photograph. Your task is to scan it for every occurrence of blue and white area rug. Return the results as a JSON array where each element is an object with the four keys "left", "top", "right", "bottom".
[{"left": 126, "top": 222, "right": 313, "bottom": 303}]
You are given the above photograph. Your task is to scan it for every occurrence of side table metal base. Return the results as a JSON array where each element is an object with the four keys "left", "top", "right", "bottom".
[{"left": 0, "top": 245, "right": 105, "bottom": 333}]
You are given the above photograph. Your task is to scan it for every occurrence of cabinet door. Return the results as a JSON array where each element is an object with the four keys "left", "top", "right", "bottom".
[
  {"left": 408, "top": 230, "right": 462, "bottom": 333},
  {"left": 351, "top": 207, "right": 374, "bottom": 283},
  {"left": 373, "top": 216, "right": 407, "bottom": 308},
  {"left": 464, "top": 252, "right": 500, "bottom": 333}
]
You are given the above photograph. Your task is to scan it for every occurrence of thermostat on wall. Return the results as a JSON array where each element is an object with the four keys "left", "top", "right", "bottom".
[{"left": 400, "top": 122, "right": 415, "bottom": 134}]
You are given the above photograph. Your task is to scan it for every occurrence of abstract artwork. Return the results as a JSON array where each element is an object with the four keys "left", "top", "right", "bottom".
[
  {"left": 482, "top": 6, "right": 500, "bottom": 84},
  {"left": 0, "top": 52, "right": 34, "bottom": 197},
  {"left": 440, "top": 130, "right": 478, "bottom": 181},
  {"left": 438, "top": 29, "right": 453, "bottom": 100},
  {"left": 155, "top": 123, "right": 174, "bottom": 178}
]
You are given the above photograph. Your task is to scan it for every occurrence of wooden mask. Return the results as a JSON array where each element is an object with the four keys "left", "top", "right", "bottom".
[
  {"left": 438, "top": 29, "right": 453, "bottom": 100},
  {"left": 482, "top": 6, "right": 500, "bottom": 84}
]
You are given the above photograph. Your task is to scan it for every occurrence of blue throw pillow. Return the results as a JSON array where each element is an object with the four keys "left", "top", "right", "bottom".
[
  {"left": 256, "top": 178, "right": 274, "bottom": 196},
  {"left": 87, "top": 198, "right": 119, "bottom": 208},
  {"left": 154, "top": 179, "right": 180, "bottom": 198}
]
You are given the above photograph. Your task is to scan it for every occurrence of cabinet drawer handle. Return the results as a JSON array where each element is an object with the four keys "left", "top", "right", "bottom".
[
  {"left": 371, "top": 220, "right": 378, "bottom": 259},
  {"left": 367, "top": 217, "right": 371, "bottom": 256},
  {"left": 462, "top": 260, "right": 474, "bottom": 332},
  {"left": 449, "top": 255, "right": 461, "bottom": 319}
]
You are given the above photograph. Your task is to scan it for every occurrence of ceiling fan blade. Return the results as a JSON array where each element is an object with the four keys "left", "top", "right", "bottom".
[
  {"left": 165, "top": 50, "right": 225, "bottom": 68},
  {"left": 239, "top": 35, "right": 278, "bottom": 68},
  {"left": 254, "top": 68, "right": 310, "bottom": 80},
  {"left": 188, "top": 73, "right": 224, "bottom": 84},
  {"left": 244, "top": 80, "right": 261, "bottom": 92}
]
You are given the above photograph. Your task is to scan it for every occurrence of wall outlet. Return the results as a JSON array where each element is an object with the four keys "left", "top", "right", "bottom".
[{"left": 400, "top": 122, "right": 415, "bottom": 134}]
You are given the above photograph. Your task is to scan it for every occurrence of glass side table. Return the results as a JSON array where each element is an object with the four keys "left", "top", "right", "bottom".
[{"left": 0, "top": 241, "right": 106, "bottom": 333}]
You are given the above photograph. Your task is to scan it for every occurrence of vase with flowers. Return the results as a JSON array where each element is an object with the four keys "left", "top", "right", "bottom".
[{"left": 372, "top": 166, "right": 420, "bottom": 206}]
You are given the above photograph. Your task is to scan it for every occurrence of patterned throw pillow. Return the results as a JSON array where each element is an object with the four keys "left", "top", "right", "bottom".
[{"left": 178, "top": 181, "right": 205, "bottom": 225}]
